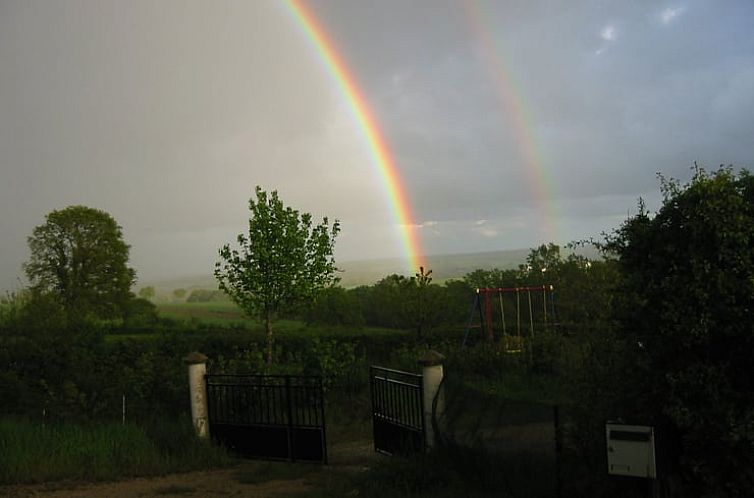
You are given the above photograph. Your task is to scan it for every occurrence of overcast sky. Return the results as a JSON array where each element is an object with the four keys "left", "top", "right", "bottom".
[{"left": 1, "top": 0, "right": 753, "bottom": 291}]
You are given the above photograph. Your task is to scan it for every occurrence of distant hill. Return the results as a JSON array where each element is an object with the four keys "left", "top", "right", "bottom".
[
  {"left": 140, "top": 245, "right": 600, "bottom": 295},
  {"left": 335, "top": 249, "right": 532, "bottom": 288}
]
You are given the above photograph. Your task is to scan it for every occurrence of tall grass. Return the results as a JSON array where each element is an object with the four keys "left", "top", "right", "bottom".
[{"left": 0, "top": 417, "right": 232, "bottom": 484}]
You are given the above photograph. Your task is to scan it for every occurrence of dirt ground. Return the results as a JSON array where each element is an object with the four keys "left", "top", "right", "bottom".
[{"left": 0, "top": 440, "right": 376, "bottom": 498}]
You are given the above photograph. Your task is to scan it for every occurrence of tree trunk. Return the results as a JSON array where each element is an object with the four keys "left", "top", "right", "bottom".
[{"left": 265, "top": 310, "right": 273, "bottom": 365}]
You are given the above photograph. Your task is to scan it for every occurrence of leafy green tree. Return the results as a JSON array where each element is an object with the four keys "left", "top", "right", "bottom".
[
  {"left": 464, "top": 267, "right": 520, "bottom": 289},
  {"left": 304, "top": 286, "right": 364, "bottom": 327},
  {"left": 172, "top": 288, "right": 187, "bottom": 301},
  {"left": 137, "top": 286, "right": 155, "bottom": 300},
  {"left": 185, "top": 289, "right": 228, "bottom": 303},
  {"left": 24, "top": 205, "right": 136, "bottom": 321},
  {"left": 413, "top": 266, "right": 433, "bottom": 338},
  {"left": 123, "top": 297, "right": 158, "bottom": 329},
  {"left": 517, "top": 243, "right": 563, "bottom": 289},
  {"left": 604, "top": 166, "right": 754, "bottom": 495},
  {"left": 359, "top": 274, "right": 412, "bottom": 328},
  {"left": 215, "top": 187, "right": 340, "bottom": 363}
]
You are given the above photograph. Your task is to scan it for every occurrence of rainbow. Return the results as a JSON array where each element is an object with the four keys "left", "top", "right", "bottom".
[
  {"left": 283, "top": 0, "right": 426, "bottom": 273},
  {"left": 461, "top": 0, "right": 560, "bottom": 244}
]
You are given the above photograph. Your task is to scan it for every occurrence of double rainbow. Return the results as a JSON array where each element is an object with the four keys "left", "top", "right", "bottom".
[
  {"left": 283, "top": 0, "right": 426, "bottom": 273},
  {"left": 283, "top": 1, "right": 558, "bottom": 272},
  {"left": 462, "top": 0, "right": 559, "bottom": 243}
]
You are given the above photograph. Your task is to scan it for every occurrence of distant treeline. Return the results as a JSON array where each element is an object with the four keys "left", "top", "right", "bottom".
[{"left": 299, "top": 242, "right": 615, "bottom": 340}]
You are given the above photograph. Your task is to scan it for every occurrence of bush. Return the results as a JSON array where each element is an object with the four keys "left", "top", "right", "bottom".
[
  {"left": 186, "top": 289, "right": 229, "bottom": 303},
  {"left": 304, "top": 286, "right": 365, "bottom": 327},
  {"left": 598, "top": 166, "right": 754, "bottom": 495},
  {"left": 123, "top": 297, "right": 158, "bottom": 329}
]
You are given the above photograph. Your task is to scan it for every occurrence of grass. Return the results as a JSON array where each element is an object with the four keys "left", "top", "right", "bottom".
[
  {"left": 156, "top": 301, "right": 256, "bottom": 327},
  {"left": 0, "top": 417, "right": 232, "bottom": 484},
  {"left": 107, "top": 301, "right": 407, "bottom": 346}
]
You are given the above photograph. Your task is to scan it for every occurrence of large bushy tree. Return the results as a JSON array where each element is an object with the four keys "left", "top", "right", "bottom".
[
  {"left": 24, "top": 205, "right": 136, "bottom": 321},
  {"left": 215, "top": 187, "right": 340, "bottom": 363},
  {"left": 605, "top": 166, "right": 754, "bottom": 495}
]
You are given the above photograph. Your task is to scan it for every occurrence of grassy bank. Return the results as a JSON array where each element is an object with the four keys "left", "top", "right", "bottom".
[{"left": 0, "top": 417, "right": 232, "bottom": 484}]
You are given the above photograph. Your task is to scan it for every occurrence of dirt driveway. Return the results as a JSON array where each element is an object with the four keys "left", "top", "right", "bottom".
[{"left": 0, "top": 440, "right": 376, "bottom": 498}]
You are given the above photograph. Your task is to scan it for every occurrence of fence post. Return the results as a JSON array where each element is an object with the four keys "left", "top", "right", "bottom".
[
  {"left": 418, "top": 350, "right": 445, "bottom": 450},
  {"left": 184, "top": 352, "right": 209, "bottom": 439}
]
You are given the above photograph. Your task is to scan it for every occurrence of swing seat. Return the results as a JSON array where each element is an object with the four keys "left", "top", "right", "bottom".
[{"left": 503, "top": 334, "right": 524, "bottom": 353}]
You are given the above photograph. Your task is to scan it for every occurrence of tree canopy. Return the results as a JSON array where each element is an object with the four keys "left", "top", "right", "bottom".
[
  {"left": 24, "top": 205, "right": 135, "bottom": 321},
  {"left": 215, "top": 187, "right": 340, "bottom": 363},
  {"left": 605, "top": 166, "right": 754, "bottom": 494}
]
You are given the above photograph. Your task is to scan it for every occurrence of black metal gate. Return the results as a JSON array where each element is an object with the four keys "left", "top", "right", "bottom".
[
  {"left": 370, "top": 366, "right": 425, "bottom": 455},
  {"left": 205, "top": 374, "right": 327, "bottom": 463}
]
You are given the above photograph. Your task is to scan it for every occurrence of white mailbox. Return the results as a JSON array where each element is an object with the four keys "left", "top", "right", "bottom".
[{"left": 606, "top": 423, "right": 656, "bottom": 478}]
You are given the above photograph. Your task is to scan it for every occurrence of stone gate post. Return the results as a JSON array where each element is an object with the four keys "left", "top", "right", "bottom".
[
  {"left": 418, "top": 350, "right": 445, "bottom": 449},
  {"left": 184, "top": 352, "right": 209, "bottom": 439}
]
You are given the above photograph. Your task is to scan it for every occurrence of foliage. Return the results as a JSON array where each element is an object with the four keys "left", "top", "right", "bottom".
[
  {"left": 138, "top": 286, "right": 155, "bottom": 300},
  {"left": 185, "top": 289, "right": 228, "bottom": 303},
  {"left": 302, "top": 338, "right": 363, "bottom": 391},
  {"left": 602, "top": 166, "right": 754, "bottom": 496},
  {"left": 304, "top": 286, "right": 365, "bottom": 327},
  {"left": 357, "top": 274, "right": 412, "bottom": 328},
  {"left": 24, "top": 205, "right": 136, "bottom": 321},
  {"left": 413, "top": 266, "right": 433, "bottom": 338},
  {"left": 215, "top": 186, "right": 340, "bottom": 363},
  {"left": 173, "top": 288, "right": 187, "bottom": 301},
  {"left": 122, "top": 297, "right": 158, "bottom": 329},
  {"left": 354, "top": 273, "right": 472, "bottom": 334}
]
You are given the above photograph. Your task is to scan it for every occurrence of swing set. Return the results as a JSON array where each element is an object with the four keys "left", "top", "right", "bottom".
[{"left": 462, "top": 285, "right": 556, "bottom": 353}]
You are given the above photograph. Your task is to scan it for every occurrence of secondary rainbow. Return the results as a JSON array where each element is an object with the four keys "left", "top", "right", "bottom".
[
  {"left": 462, "top": 0, "right": 560, "bottom": 244},
  {"left": 283, "top": 0, "right": 426, "bottom": 272}
]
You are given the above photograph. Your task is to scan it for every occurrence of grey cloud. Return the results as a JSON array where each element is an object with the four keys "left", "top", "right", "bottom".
[{"left": 1, "top": 0, "right": 753, "bottom": 289}]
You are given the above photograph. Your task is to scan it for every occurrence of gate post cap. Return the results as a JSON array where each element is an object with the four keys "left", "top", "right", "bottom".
[
  {"left": 418, "top": 350, "right": 445, "bottom": 366},
  {"left": 184, "top": 352, "right": 208, "bottom": 365}
]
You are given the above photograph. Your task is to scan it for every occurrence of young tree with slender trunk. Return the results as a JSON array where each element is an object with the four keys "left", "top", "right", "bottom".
[{"left": 215, "top": 187, "right": 340, "bottom": 364}]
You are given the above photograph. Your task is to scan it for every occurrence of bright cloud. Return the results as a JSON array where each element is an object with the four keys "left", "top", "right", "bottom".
[
  {"left": 600, "top": 25, "right": 616, "bottom": 41},
  {"left": 660, "top": 6, "right": 685, "bottom": 25}
]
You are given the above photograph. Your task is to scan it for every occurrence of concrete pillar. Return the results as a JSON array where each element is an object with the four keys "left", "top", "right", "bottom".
[
  {"left": 184, "top": 352, "right": 209, "bottom": 439},
  {"left": 418, "top": 350, "right": 445, "bottom": 449}
]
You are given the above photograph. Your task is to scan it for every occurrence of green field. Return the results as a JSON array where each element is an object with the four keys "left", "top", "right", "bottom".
[{"left": 157, "top": 301, "right": 254, "bottom": 326}]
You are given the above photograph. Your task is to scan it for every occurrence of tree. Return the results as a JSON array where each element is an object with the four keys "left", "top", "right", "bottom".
[
  {"left": 137, "top": 286, "right": 155, "bottom": 300},
  {"left": 172, "top": 288, "right": 187, "bottom": 301},
  {"left": 304, "top": 286, "right": 364, "bottom": 327},
  {"left": 215, "top": 187, "right": 340, "bottom": 363},
  {"left": 24, "top": 205, "right": 136, "bottom": 321},
  {"left": 185, "top": 289, "right": 227, "bottom": 303},
  {"left": 604, "top": 166, "right": 754, "bottom": 495},
  {"left": 413, "top": 266, "right": 433, "bottom": 338},
  {"left": 123, "top": 297, "right": 158, "bottom": 328}
]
